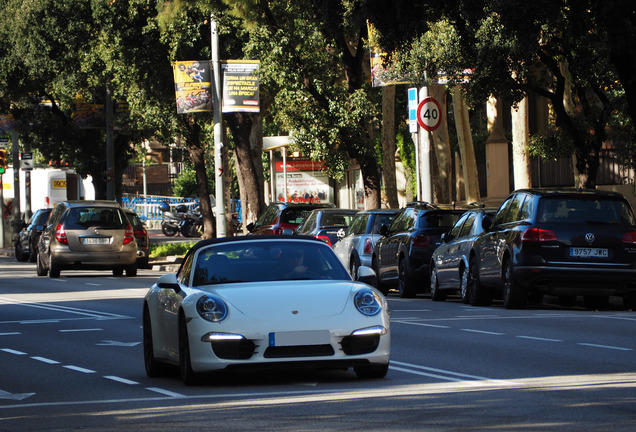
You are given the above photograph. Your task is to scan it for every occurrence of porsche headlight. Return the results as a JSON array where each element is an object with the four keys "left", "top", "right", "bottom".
[
  {"left": 354, "top": 289, "right": 382, "bottom": 316},
  {"left": 196, "top": 294, "right": 228, "bottom": 322}
]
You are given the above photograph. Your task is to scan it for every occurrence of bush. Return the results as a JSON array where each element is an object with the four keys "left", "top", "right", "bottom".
[{"left": 149, "top": 242, "right": 196, "bottom": 258}]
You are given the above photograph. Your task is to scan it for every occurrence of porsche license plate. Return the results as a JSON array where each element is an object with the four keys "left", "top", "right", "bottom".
[
  {"left": 269, "top": 330, "right": 330, "bottom": 347},
  {"left": 83, "top": 237, "right": 109, "bottom": 245},
  {"left": 570, "top": 247, "right": 608, "bottom": 258}
]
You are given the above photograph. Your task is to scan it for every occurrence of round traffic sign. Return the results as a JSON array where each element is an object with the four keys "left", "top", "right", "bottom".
[{"left": 416, "top": 97, "right": 442, "bottom": 131}]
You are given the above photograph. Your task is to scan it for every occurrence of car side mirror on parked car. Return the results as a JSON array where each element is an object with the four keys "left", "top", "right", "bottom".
[
  {"left": 379, "top": 224, "right": 389, "bottom": 237},
  {"left": 482, "top": 217, "right": 492, "bottom": 231},
  {"left": 246, "top": 222, "right": 254, "bottom": 232}
]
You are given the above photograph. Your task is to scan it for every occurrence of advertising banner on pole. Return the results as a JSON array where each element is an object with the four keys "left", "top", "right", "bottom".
[
  {"left": 172, "top": 60, "right": 213, "bottom": 113},
  {"left": 221, "top": 60, "right": 260, "bottom": 113}
]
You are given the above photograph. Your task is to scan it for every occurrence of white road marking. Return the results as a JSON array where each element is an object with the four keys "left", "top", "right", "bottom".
[
  {"left": 393, "top": 321, "right": 450, "bottom": 329},
  {"left": 63, "top": 365, "right": 96, "bottom": 374},
  {"left": 86, "top": 283, "right": 102, "bottom": 286},
  {"left": 0, "top": 332, "right": 21, "bottom": 336},
  {"left": 59, "top": 328, "right": 103, "bottom": 333},
  {"left": 516, "top": 335, "right": 562, "bottom": 342},
  {"left": 146, "top": 387, "right": 186, "bottom": 398},
  {"left": 104, "top": 376, "right": 138, "bottom": 385},
  {"left": 0, "top": 389, "right": 35, "bottom": 401},
  {"left": 577, "top": 343, "right": 632, "bottom": 351},
  {"left": 31, "top": 356, "right": 60, "bottom": 364},
  {"left": 390, "top": 360, "right": 519, "bottom": 385},
  {"left": 20, "top": 320, "right": 61, "bottom": 324},
  {"left": 1, "top": 348, "right": 26, "bottom": 355},
  {"left": 461, "top": 329, "right": 504, "bottom": 336}
]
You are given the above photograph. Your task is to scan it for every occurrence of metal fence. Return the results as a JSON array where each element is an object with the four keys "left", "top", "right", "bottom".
[{"left": 120, "top": 195, "right": 242, "bottom": 222}]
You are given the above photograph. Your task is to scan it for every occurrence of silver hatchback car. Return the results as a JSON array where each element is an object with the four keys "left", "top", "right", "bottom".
[{"left": 36, "top": 201, "right": 138, "bottom": 278}]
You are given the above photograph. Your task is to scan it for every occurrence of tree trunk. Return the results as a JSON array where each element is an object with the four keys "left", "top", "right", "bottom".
[
  {"left": 381, "top": 86, "right": 399, "bottom": 208},
  {"left": 225, "top": 112, "right": 265, "bottom": 231},
  {"left": 451, "top": 87, "right": 480, "bottom": 203},
  {"left": 181, "top": 115, "right": 214, "bottom": 239},
  {"left": 430, "top": 84, "right": 452, "bottom": 203},
  {"left": 511, "top": 97, "right": 532, "bottom": 190}
]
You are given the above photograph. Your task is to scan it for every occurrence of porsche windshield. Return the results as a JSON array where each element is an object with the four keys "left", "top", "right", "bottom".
[{"left": 191, "top": 240, "right": 351, "bottom": 286}]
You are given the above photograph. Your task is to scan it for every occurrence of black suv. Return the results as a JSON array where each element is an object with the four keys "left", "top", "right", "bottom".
[
  {"left": 467, "top": 188, "right": 636, "bottom": 310},
  {"left": 372, "top": 202, "right": 467, "bottom": 297},
  {"left": 246, "top": 202, "right": 336, "bottom": 235}
]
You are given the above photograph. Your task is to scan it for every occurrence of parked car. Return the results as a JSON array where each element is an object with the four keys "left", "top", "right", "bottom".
[
  {"left": 15, "top": 208, "right": 52, "bottom": 262},
  {"left": 36, "top": 200, "right": 138, "bottom": 278},
  {"left": 467, "top": 188, "right": 636, "bottom": 310},
  {"left": 372, "top": 202, "right": 468, "bottom": 298},
  {"left": 124, "top": 209, "right": 150, "bottom": 269},
  {"left": 429, "top": 206, "right": 496, "bottom": 302},
  {"left": 142, "top": 236, "right": 390, "bottom": 385},
  {"left": 246, "top": 201, "right": 335, "bottom": 235},
  {"left": 333, "top": 209, "right": 400, "bottom": 280},
  {"left": 295, "top": 208, "right": 359, "bottom": 247}
]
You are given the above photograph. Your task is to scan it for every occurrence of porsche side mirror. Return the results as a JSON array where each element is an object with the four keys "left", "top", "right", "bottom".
[{"left": 156, "top": 273, "right": 181, "bottom": 292}]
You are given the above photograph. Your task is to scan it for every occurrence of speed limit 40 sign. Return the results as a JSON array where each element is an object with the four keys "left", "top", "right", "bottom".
[{"left": 416, "top": 97, "right": 442, "bottom": 131}]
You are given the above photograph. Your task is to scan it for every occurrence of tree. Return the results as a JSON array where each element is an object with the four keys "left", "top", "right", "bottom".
[{"left": 228, "top": 0, "right": 383, "bottom": 208}]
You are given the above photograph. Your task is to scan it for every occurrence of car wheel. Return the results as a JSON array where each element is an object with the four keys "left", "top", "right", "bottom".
[
  {"left": 143, "top": 305, "right": 169, "bottom": 378},
  {"left": 372, "top": 255, "right": 389, "bottom": 296},
  {"left": 430, "top": 263, "right": 446, "bottom": 301},
  {"left": 15, "top": 242, "right": 28, "bottom": 262},
  {"left": 28, "top": 244, "right": 37, "bottom": 263},
  {"left": 398, "top": 258, "right": 416, "bottom": 298},
  {"left": 467, "top": 256, "right": 492, "bottom": 306},
  {"left": 502, "top": 258, "right": 526, "bottom": 309},
  {"left": 49, "top": 262, "right": 61, "bottom": 278},
  {"left": 459, "top": 265, "right": 470, "bottom": 304},
  {"left": 354, "top": 362, "right": 389, "bottom": 379},
  {"left": 350, "top": 257, "right": 359, "bottom": 281},
  {"left": 623, "top": 294, "right": 636, "bottom": 311},
  {"left": 125, "top": 264, "right": 137, "bottom": 277},
  {"left": 112, "top": 267, "right": 124, "bottom": 277},
  {"left": 558, "top": 295, "right": 577, "bottom": 308},
  {"left": 179, "top": 313, "right": 198, "bottom": 385},
  {"left": 583, "top": 295, "right": 609, "bottom": 311},
  {"left": 36, "top": 254, "right": 48, "bottom": 277},
  {"left": 138, "top": 258, "right": 150, "bottom": 270}
]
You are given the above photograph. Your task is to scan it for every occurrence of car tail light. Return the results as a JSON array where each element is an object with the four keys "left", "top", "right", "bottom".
[
  {"left": 55, "top": 224, "right": 68, "bottom": 245},
  {"left": 521, "top": 228, "right": 558, "bottom": 242},
  {"left": 412, "top": 234, "right": 430, "bottom": 247},
  {"left": 316, "top": 235, "right": 332, "bottom": 247},
  {"left": 363, "top": 238, "right": 373, "bottom": 254},
  {"left": 621, "top": 232, "right": 636, "bottom": 244},
  {"left": 123, "top": 224, "right": 135, "bottom": 245}
]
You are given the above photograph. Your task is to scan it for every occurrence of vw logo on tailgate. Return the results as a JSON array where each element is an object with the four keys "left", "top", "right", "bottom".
[{"left": 585, "top": 233, "right": 595, "bottom": 245}]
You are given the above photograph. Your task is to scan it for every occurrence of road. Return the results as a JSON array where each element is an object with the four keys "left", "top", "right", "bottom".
[{"left": 1, "top": 255, "right": 635, "bottom": 431}]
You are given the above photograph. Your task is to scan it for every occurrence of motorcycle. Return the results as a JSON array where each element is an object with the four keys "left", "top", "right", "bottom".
[{"left": 159, "top": 202, "right": 203, "bottom": 238}]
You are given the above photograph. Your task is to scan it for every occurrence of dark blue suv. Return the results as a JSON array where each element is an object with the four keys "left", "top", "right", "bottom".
[{"left": 372, "top": 202, "right": 467, "bottom": 298}]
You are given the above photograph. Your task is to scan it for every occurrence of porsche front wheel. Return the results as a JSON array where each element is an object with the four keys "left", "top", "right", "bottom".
[{"left": 179, "top": 313, "right": 198, "bottom": 385}]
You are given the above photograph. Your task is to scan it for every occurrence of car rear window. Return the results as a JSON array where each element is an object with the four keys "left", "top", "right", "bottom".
[
  {"left": 281, "top": 209, "right": 313, "bottom": 225},
  {"left": 420, "top": 212, "right": 464, "bottom": 229},
  {"left": 63, "top": 207, "right": 127, "bottom": 230},
  {"left": 538, "top": 197, "right": 636, "bottom": 225}
]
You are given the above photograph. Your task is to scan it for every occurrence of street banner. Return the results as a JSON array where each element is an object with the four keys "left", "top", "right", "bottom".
[
  {"left": 172, "top": 60, "right": 213, "bottom": 113},
  {"left": 72, "top": 94, "right": 128, "bottom": 129},
  {"left": 274, "top": 160, "right": 331, "bottom": 203},
  {"left": 222, "top": 60, "right": 260, "bottom": 113},
  {"left": 367, "top": 21, "right": 412, "bottom": 87}
]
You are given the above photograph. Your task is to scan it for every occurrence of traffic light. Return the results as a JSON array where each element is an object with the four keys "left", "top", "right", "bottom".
[{"left": 0, "top": 148, "right": 6, "bottom": 174}]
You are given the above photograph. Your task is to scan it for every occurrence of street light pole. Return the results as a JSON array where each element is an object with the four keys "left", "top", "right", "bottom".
[{"left": 211, "top": 15, "right": 226, "bottom": 237}]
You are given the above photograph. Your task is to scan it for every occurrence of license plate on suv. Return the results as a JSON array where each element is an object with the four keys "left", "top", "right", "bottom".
[{"left": 570, "top": 247, "right": 608, "bottom": 258}]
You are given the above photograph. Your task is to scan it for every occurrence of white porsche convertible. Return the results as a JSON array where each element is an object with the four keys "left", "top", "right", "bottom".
[{"left": 143, "top": 235, "right": 390, "bottom": 385}]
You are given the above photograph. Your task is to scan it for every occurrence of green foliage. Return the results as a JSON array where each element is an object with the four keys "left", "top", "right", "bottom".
[
  {"left": 528, "top": 127, "right": 576, "bottom": 160},
  {"left": 149, "top": 241, "right": 196, "bottom": 258},
  {"left": 173, "top": 165, "right": 215, "bottom": 198}
]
